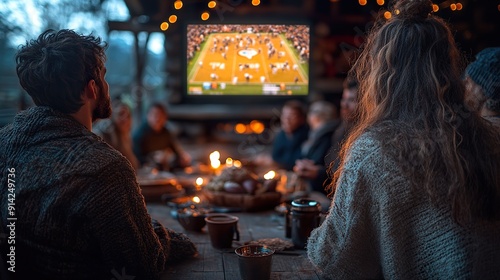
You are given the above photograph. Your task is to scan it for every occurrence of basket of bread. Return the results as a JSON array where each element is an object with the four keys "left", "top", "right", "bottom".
[{"left": 204, "top": 166, "right": 282, "bottom": 211}]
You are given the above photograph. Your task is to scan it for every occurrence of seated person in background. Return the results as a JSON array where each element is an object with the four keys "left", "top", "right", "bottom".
[
  {"left": 293, "top": 100, "right": 339, "bottom": 196},
  {"left": 293, "top": 77, "right": 359, "bottom": 197},
  {"left": 464, "top": 47, "right": 500, "bottom": 129},
  {"left": 93, "top": 98, "right": 139, "bottom": 170},
  {"left": 133, "top": 102, "right": 191, "bottom": 171},
  {"left": 0, "top": 29, "right": 197, "bottom": 279},
  {"left": 270, "top": 99, "right": 310, "bottom": 170}
]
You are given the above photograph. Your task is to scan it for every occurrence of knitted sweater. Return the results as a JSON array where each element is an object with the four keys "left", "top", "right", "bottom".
[
  {"left": 0, "top": 107, "right": 197, "bottom": 280},
  {"left": 307, "top": 133, "right": 500, "bottom": 279}
]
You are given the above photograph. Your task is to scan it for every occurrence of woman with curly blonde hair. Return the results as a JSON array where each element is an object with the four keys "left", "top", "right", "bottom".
[{"left": 307, "top": 0, "right": 500, "bottom": 278}]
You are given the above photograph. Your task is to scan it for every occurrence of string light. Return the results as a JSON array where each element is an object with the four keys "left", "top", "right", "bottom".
[
  {"left": 377, "top": 0, "right": 385, "bottom": 6},
  {"left": 450, "top": 3, "right": 456, "bottom": 11},
  {"left": 174, "top": 0, "right": 183, "bottom": 10},
  {"left": 456, "top": 3, "right": 463, "bottom": 10},
  {"left": 208, "top": 1, "right": 216, "bottom": 8},
  {"left": 252, "top": 0, "right": 261, "bottom": 6},
  {"left": 359, "top": 0, "right": 367, "bottom": 6},
  {"left": 160, "top": 22, "right": 169, "bottom": 31},
  {"left": 201, "top": 12, "right": 210, "bottom": 20},
  {"left": 168, "top": 15, "right": 177, "bottom": 23},
  {"left": 432, "top": 4, "right": 439, "bottom": 12},
  {"left": 384, "top": 11, "right": 392, "bottom": 19}
]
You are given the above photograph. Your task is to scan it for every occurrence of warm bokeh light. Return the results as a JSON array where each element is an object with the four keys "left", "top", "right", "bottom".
[
  {"left": 160, "top": 22, "right": 169, "bottom": 31},
  {"left": 249, "top": 120, "right": 265, "bottom": 134},
  {"left": 377, "top": 0, "right": 384, "bottom": 5},
  {"left": 169, "top": 15, "right": 177, "bottom": 23},
  {"left": 208, "top": 1, "right": 216, "bottom": 8},
  {"left": 394, "top": 9, "right": 400, "bottom": 15},
  {"left": 233, "top": 160, "right": 242, "bottom": 168},
  {"left": 384, "top": 11, "right": 392, "bottom": 19},
  {"left": 201, "top": 12, "right": 210, "bottom": 20},
  {"left": 210, "top": 160, "right": 221, "bottom": 169},
  {"left": 264, "top": 170, "right": 276, "bottom": 180},
  {"left": 432, "top": 4, "right": 439, "bottom": 12},
  {"left": 235, "top": 123, "right": 247, "bottom": 134},
  {"left": 192, "top": 196, "right": 201, "bottom": 204},
  {"left": 456, "top": 3, "right": 463, "bottom": 10},
  {"left": 174, "top": 0, "right": 183, "bottom": 10},
  {"left": 209, "top": 151, "right": 221, "bottom": 170},
  {"left": 251, "top": 0, "right": 261, "bottom": 6},
  {"left": 359, "top": 0, "right": 367, "bottom": 6},
  {"left": 225, "top": 158, "right": 233, "bottom": 167},
  {"left": 209, "top": 151, "right": 220, "bottom": 161},
  {"left": 195, "top": 177, "right": 204, "bottom": 186},
  {"left": 450, "top": 3, "right": 456, "bottom": 11}
]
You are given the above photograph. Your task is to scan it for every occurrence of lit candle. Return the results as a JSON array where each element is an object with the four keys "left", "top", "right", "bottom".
[
  {"left": 225, "top": 157, "right": 233, "bottom": 167},
  {"left": 195, "top": 177, "right": 204, "bottom": 191},
  {"left": 209, "top": 151, "right": 221, "bottom": 174},
  {"left": 263, "top": 170, "right": 276, "bottom": 180},
  {"left": 263, "top": 170, "right": 278, "bottom": 192},
  {"left": 192, "top": 196, "right": 201, "bottom": 204}
]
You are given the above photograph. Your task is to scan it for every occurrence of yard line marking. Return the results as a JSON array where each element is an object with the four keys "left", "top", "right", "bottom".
[
  {"left": 280, "top": 34, "right": 308, "bottom": 82},
  {"left": 188, "top": 34, "right": 212, "bottom": 82},
  {"left": 259, "top": 34, "right": 271, "bottom": 83},
  {"left": 231, "top": 33, "right": 237, "bottom": 84}
]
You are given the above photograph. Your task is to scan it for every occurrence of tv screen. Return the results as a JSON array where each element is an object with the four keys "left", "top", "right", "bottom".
[{"left": 184, "top": 23, "right": 310, "bottom": 102}]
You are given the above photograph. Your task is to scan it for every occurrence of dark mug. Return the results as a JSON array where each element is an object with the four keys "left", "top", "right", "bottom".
[
  {"left": 289, "top": 199, "right": 321, "bottom": 249},
  {"left": 205, "top": 214, "right": 240, "bottom": 248}
]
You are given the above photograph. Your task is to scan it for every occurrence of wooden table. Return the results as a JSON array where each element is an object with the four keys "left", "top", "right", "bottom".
[{"left": 147, "top": 203, "right": 320, "bottom": 280}]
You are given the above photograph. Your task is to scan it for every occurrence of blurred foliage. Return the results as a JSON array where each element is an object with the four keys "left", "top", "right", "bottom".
[{"left": 0, "top": 0, "right": 107, "bottom": 46}]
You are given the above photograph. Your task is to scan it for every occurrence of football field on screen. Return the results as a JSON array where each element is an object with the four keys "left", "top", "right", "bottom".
[{"left": 187, "top": 32, "right": 309, "bottom": 95}]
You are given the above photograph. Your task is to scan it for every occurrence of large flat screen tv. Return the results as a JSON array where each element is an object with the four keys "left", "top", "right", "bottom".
[{"left": 183, "top": 22, "right": 311, "bottom": 104}]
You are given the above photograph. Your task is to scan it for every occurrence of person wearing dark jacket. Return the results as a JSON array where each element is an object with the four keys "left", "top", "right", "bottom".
[
  {"left": 132, "top": 102, "right": 191, "bottom": 171},
  {"left": 271, "top": 100, "right": 309, "bottom": 171}
]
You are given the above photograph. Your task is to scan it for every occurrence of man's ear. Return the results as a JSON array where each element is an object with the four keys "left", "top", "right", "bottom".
[{"left": 84, "top": 79, "right": 98, "bottom": 100}]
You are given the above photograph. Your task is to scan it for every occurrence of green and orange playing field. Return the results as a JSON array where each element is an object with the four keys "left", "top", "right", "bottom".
[{"left": 187, "top": 29, "right": 309, "bottom": 96}]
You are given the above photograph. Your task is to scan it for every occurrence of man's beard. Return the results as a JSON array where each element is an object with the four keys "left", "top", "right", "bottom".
[{"left": 92, "top": 83, "right": 111, "bottom": 121}]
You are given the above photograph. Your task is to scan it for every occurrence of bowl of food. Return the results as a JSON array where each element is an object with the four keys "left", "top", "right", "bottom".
[{"left": 204, "top": 166, "right": 282, "bottom": 211}]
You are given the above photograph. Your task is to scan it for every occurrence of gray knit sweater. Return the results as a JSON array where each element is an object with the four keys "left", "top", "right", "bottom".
[
  {"left": 307, "top": 133, "right": 500, "bottom": 279},
  {"left": 0, "top": 107, "right": 197, "bottom": 280}
]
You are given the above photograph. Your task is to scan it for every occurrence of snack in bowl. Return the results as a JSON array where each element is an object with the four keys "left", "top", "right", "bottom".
[{"left": 205, "top": 167, "right": 282, "bottom": 211}]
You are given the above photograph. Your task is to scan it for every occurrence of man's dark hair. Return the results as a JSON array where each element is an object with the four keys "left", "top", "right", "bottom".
[{"left": 16, "top": 29, "right": 108, "bottom": 114}]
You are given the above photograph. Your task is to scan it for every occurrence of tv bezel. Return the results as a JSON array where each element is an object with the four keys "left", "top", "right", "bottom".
[{"left": 180, "top": 17, "right": 313, "bottom": 105}]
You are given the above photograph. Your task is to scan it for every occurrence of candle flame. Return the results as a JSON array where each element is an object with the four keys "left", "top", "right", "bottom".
[
  {"left": 209, "top": 151, "right": 220, "bottom": 161},
  {"left": 209, "top": 151, "right": 221, "bottom": 169},
  {"left": 264, "top": 170, "right": 276, "bottom": 180},
  {"left": 211, "top": 160, "right": 221, "bottom": 169},
  {"left": 195, "top": 177, "right": 203, "bottom": 186}
]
